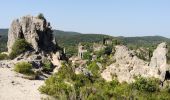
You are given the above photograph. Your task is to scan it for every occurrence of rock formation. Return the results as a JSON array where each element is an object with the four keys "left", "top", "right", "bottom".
[
  {"left": 149, "top": 42, "right": 169, "bottom": 81},
  {"left": 1, "top": 15, "right": 66, "bottom": 73},
  {"left": 101, "top": 42, "right": 170, "bottom": 83},
  {"left": 7, "top": 15, "right": 56, "bottom": 53}
]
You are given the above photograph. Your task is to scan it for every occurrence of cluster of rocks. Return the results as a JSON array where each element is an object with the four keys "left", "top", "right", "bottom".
[{"left": 101, "top": 42, "right": 170, "bottom": 83}]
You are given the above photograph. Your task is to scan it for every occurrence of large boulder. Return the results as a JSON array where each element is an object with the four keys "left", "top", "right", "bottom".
[
  {"left": 149, "top": 42, "right": 169, "bottom": 81},
  {"left": 7, "top": 15, "right": 57, "bottom": 53}
]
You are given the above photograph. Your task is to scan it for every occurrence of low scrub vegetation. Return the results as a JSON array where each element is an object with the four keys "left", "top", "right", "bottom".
[
  {"left": 14, "top": 62, "right": 34, "bottom": 75},
  {"left": 132, "top": 76, "right": 160, "bottom": 92},
  {"left": 39, "top": 62, "right": 170, "bottom": 100},
  {"left": 0, "top": 53, "right": 8, "bottom": 60},
  {"left": 42, "top": 59, "right": 53, "bottom": 73}
]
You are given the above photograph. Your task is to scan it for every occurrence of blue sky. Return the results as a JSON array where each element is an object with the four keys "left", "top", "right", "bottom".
[{"left": 0, "top": 0, "right": 170, "bottom": 37}]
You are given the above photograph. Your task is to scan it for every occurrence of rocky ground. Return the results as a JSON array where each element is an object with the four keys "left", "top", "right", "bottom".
[{"left": 0, "top": 67, "right": 46, "bottom": 100}]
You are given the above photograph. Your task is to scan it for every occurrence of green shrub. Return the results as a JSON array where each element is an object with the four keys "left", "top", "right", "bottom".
[
  {"left": 14, "top": 62, "right": 34, "bottom": 75},
  {"left": 73, "top": 74, "right": 91, "bottom": 89},
  {"left": 0, "top": 53, "right": 8, "bottom": 60},
  {"left": 9, "top": 39, "right": 31, "bottom": 59},
  {"left": 57, "top": 62, "right": 76, "bottom": 80},
  {"left": 83, "top": 51, "right": 92, "bottom": 60},
  {"left": 95, "top": 49, "right": 105, "bottom": 58},
  {"left": 104, "top": 46, "right": 112, "bottom": 55},
  {"left": 42, "top": 60, "right": 53, "bottom": 73},
  {"left": 39, "top": 74, "right": 74, "bottom": 99},
  {"left": 87, "top": 61, "right": 99, "bottom": 77},
  {"left": 132, "top": 77, "right": 159, "bottom": 92}
]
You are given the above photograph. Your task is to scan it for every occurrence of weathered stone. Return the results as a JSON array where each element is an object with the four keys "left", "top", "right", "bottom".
[
  {"left": 150, "top": 42, "right": 168, "bottom": 68},
  {"left": 0, "top": 15, "right": 66, "bottom": 74},
  {"left": 101, "top": 43, "right": 170, "bottom": 83},
  {"left": 7, "top": 15, "right": 57, "bottom": 53},
  {"left": 149, "top": 42, "right": 169, "bottom": 81}
]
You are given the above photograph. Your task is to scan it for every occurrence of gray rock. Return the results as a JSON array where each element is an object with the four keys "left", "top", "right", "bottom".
[
  {"left": 7, "top": 15, "right": 57, "bottom": 53},
  {"left": 150, "top": 42, "right": 167, "bottom": 68},
  {"left": 1, "top": 15, "right": 66, "bottom": 74},
  {"left": 101, "top": 42, "right": 170, "bottom": 83}
]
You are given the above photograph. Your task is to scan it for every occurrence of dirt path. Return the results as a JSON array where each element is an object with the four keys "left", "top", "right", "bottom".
[{"left": 0, "top": 67, "right": 46, "bottom": 100}]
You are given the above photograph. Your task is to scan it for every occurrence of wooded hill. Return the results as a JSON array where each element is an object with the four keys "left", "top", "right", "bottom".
[{"left": 1, "top": 29, "right": 170, "bottom": 55}]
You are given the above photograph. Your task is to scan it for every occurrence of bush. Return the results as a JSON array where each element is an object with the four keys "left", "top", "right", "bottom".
[
  {"left": 0, "top": 53, "right": 8, "bottom": 60},
  {"left": 14, "top": 62, "right": 34, "bottom": 75},
  {"left": 39, "top": 75, "right": 74, "bottom": 99},
  {"left": 132, "top": 77, "right": 159, "bottom": 92},
  {"left": 9, "top": 39, "right": 31, "bottom": 59},
  {"left": 83, "top": 51, "right": 92, "bottom": 60},
  {"left": 87, "top": 61, "right": 99, "bottom": 77},
  {"left": 104, "top": 46, "right": 112, "bottom": 55},
  {"left": 57, "top": 62, "right": 76, "bottom": 80},
  {"left": 73, "top": 74, "right": 91, "bottom": 89},
  {"left": 42, "top": 60, "right": 53, "bottom": 73}
]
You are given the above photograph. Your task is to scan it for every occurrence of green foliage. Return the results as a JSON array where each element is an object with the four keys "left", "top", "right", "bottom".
[
  {"left": 54, "top": 30, "right": 112, "bottom": 57},
  {"left": 87, "top": 61, "right": 100, "bottom": 77},
  {"left": 0, "top": 29, "right": 8, "bottom": 52},
  {"left": 42, "top": 60, "right": 53, "bottom": 73},
  {"left": 73, "top": 74, "right": 92, "bottom": 96},
  {"left": 121, "top": 36, "right": 170, "bottom": 48},
  {"left": 39, "top": 75, "right": 73, "bottom": 99},
  {"left": 94, "top": 49, "right": 105, "bottom": 58},
  {"left": 104, "top": 46, "right": 112, "bottom": 55},
  {"left": 83, "top": 51, "right": 92, "bottom": 60},
  {"left": 112, "top": 39, "right": 123, "bottom": 45},
  {"left": 37, "top": 13, "right": 45, "bottom": 19},
  {"left": 40, "top": 67, "right": 170, "bottom": 100},
  {"left": 167, "top": 47, "right": 170, "bottom": 64},
  {"left": 14, "top": 62, "right": 34, "bottom": 75},
  {"left": 0, "top": 53, "right": 8, "bottom": 60},
  {"left": 9, "top": 39, "right": 31, "bottom": 59},
  {"left": 57, "top": 62, "right": 76, "bottom": 80},
  {"left": 132, "top": 77, "right": 159, "bottom": 92}
]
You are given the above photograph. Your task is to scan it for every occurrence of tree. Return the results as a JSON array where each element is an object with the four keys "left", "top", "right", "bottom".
[{"left": 37, "top": 13, "right": 45, "bottom": 19}]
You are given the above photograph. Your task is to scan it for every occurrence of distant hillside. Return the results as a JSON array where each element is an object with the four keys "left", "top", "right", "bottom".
[
  {"left": 53, "top": 30, "right": 81, "bottom": 36},
  {"left": 53, "top": 30, "right": 111, "bottom": 45},
  {"left": 119, "top": 36, "right": 170, "bottom": 49},
  {"left": 0, "top": 29, "right": 8, "bottom": 36},
  {"left": 0, "top": 29, "right": 170, "bottom": 55},
  {"left": 0, "top": 29, "right": 8, "bottom": 52}
]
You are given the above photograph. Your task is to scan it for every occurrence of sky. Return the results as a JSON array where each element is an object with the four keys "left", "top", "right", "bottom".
[{"left": 0, "top": 0, "right": 170, "bottom": 37}]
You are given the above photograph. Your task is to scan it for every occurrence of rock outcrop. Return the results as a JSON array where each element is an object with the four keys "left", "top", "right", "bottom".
[
  {"left": 149, "top": 42, "right": 169, "bottom": 81},
  {"left": 7, "top": 15, "right": 56, "bottom": 53},
  {"left": 101, "top": 42, "right": 170, "bottom": 83},
  {"left": 1, "top": 15, "right": 66, "bottom": 73}
]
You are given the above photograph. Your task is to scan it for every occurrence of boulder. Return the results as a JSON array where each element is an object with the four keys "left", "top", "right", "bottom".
[
  {"left": 149, "top": 42, "right": 169, "bottom": 81},
  {"left": 150, "top": 42, "right": 168, "bottom": 68}
]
